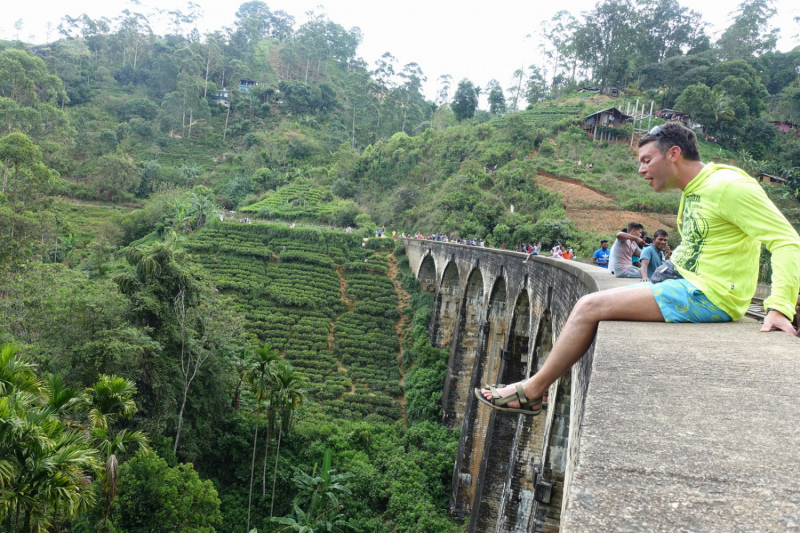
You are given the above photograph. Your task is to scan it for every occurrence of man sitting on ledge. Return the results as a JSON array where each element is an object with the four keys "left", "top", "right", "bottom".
[{"left": 477, "top": 122, "right": 800, "bottom": 415}]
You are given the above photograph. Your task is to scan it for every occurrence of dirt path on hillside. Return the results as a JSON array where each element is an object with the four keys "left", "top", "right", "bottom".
[
  {"left": 333, "top": 266, "right": 356, "bottom": 395},
  {"left": 388, "top": 253, "right": 412, "bottom": 423},
  {"left": 534, "top": 174, "right": 676, "bottom": 234},
  {"left": 337, "top": 266, "right": 354, "bottom": 312}
]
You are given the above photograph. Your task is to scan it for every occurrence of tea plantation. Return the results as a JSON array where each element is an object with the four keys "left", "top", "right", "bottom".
[{"left": 184, "top": 222, "right": 404, "bottom": 423}]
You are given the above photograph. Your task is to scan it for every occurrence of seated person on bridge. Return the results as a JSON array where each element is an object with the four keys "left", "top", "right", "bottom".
[
  {"left": 612, "top": 222, "right": 645, "bottom": 278},
  {"left": 477, "top": 122, "right": 800, "bottom": 415},
  {"left": 639, "top": 229, "right": 669, "bottom": 282}
]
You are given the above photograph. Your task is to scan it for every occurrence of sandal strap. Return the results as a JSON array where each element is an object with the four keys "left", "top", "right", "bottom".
[
  {"left": 515, "top": 383, "right": 543, "bottom": 409},
  {"left": 489, "top": 386, "right": 521, "bottom": 407},
  {"left": 484, "top": 384, "right": 543, "bottom": 410}
]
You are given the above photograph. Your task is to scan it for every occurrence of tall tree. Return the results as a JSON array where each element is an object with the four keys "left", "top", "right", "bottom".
[
  {"left": 436, "top": 74, "right": 453, "bottom": 105},
  {"left": 524, "top": 65, "right": 548, "bottom": 105},
  {"left": 539, "top": 11, "right": 579, "bottom": 93},
  {"left": 716, "top": 0, "right": 778, "bottom": 61},
  {"left": 573, "top": 0, "right": 638, "bottom": 90},
  {"left": 487, "top": 80, "right": 506, "bottom": 116},
  {"left": 242, "top": 343, "right": 278, "bottom": 531},
  {"left": 636, "top": 0, "right": 708, "bottom": 66},
  {"left": 85, "top": 374, "right": 149, "bottom": 528},
  {"left": 270, "top": 361, "right": 306, "bottom": 517},
  {"left": 451, "top": 79, "right": 479, "bottom": 121}
]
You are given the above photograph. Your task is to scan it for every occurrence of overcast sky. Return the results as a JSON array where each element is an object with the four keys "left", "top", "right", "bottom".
[{"left": 3, "top": 0, "right": 799, "bottom": 103}]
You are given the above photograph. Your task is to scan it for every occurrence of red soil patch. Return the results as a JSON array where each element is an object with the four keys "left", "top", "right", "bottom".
[
  {"left": 535, "top": 174, "right": 676, "bottom": 234},
  {"left": 534, "top": 174, "right": 615, "bottom": 210},
  {"left": 568, "top": 209, "right": 676, "bottom": 234}
]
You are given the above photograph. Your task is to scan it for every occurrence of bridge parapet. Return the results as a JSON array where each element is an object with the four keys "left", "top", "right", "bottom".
[{"left": 401, "top": 238, "right": 800, "bottom": 532}]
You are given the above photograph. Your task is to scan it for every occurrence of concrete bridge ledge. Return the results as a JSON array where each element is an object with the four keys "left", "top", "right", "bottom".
[{"left": 562, "top": 319, "right": 800, "bottom": 532}]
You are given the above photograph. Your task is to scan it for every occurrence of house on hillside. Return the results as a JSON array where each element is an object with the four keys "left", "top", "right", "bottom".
[
  {"left": 768, "top": 121, "right": 800, "bottom": 136},
  {"left": 657, "top": 108, "right": 706, "bottom": 133},
  {"left": 210, "top": 88, "right": 230, "bottom": 108},
  {"left": 603, "top": 86, "right": 626, "bottom": 97},
  {"left": 758, "top": 173, "right": 789, "bottom": 186},
  {"left": 657, "top": 108, "right": 691, "bottom": 124},
  {"left": 238, "top": 78, "right": 258, "bottom": 92},
  {"left": 581, "top": 107, "right": 632, "bottom": 141}
]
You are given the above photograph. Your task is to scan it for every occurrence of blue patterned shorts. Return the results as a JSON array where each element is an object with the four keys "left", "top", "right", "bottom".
[{"left": 647, "top": 279, "right": 732, "bottom": 323}]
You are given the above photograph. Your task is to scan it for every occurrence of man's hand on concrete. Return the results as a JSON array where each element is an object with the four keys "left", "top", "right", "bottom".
[{"left": 760, "top": 310, "right": 798, "bottom": 336}]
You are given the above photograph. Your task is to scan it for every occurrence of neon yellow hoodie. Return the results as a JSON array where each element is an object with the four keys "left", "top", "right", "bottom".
[{"left": 672, "top": 163, "right": 800, "bottom": 320}]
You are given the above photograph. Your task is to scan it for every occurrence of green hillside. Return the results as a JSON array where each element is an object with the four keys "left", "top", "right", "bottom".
[{"left": 3, "top": 0, "right": 800, "bottom": 530}]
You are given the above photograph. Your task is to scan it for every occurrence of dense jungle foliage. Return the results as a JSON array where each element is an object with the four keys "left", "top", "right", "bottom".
[{"left": 2, "top": 0, "right": 800, "bottom": 530}]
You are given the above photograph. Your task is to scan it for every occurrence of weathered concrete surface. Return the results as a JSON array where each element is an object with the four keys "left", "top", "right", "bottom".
[{"left": 562, "top": 319, "right": 800, "bottom": 532}]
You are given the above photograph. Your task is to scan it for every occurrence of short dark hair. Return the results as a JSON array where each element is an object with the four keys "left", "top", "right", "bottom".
[
  {"left": 600, "top": 239, "right": 608, "bottom": 244},
  {"left": 627, "top": 222, "right": 643, "bottom": 232},
  {"left": 638, "top": 122, "right": 701, "bottom": 161},
  {"left": 653, "top": 228, "right": 669, "bottom": 239}
]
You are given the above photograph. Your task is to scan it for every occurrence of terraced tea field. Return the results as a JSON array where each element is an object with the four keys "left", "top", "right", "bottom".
[{"left": 184, "top": 223, "right": 404, "bottom": 422}]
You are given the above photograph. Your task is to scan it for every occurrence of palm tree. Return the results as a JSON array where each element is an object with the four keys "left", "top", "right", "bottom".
[
  {"left": 114, "top": 243, "right": 192, "bottom": 330},
  {"left": 711, "top": 89, "right": 735, "bottom": 123},
  {"left": 85, "top": 375, "right": 139, "bottom": 430},
  {"left": 189, "top": 192, "right": 218, "bottom": 231},
  {"left": 43, "top": 373, "right": 83, "bottom": 420},
  {"left": 0, "top": 344, "right": 101, "bottom": 532},
  {"left": 85, "top": 375, "right": 148, "bottom": 527},
  {"left": 242, "top": 344, "right": 279, "bottom": 532},
  {"left": 58, "top": 233, "right": 76, "bottom": 266},
  {"left": 0, "top": 343, "right": 40, "bottom": 396},
  {"left": 270, "top": 361, "right": 306, "bottom": 518},
  {"left": 272, "top": 449, "right": 351, "bottom": 533}
]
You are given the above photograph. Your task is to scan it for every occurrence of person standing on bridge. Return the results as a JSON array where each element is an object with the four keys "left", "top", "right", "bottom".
[
  {"left": 477, "top": 122, "right": 800, "bottom": 415},
  {"left": 592, "top": 239, "right": 610, "bottom": 268}
]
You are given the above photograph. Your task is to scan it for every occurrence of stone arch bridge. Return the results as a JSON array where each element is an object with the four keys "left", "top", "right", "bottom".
[{"left": 402, "top": 238, "right": 800, "bottom": 533}]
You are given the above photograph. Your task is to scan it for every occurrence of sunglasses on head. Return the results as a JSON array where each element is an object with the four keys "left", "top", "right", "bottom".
[{"left": 648, "top": 125, "right": 680, "bottom": 148}]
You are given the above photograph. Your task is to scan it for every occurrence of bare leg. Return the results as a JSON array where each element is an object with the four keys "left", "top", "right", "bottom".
[{"left": 482, "top": 285, "right": 664, "bottom": 407}]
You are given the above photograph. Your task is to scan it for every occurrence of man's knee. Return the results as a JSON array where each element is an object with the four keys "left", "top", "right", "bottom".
[{"left": 571, "top": 293, "right": 609, "bottom": 321}]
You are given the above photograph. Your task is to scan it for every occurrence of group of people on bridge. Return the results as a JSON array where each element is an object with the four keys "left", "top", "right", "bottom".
[{"left": 592, "top": 224, "right": 671, "bottom": 283}]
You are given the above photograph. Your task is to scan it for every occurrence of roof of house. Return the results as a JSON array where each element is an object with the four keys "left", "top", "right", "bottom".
[
  {"left": 768, "top": 120, "right": 799, "bottom": 128},
  {"left": 760, "top": 173, "right": 789, "bottom": 183},
  {"left": 581, "top": 107, "right": 632, "bottom": 121}
]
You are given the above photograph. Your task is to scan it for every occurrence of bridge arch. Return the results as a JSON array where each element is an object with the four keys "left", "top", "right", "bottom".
[
  {"left": 442, "top": 267, "right": 485, "bottom": 429},
  {"left": 417, "top": 253, "right": 437, "bottom": 292},
  {"left": 432, "top": 261, "right": 462, "bottom": 347},
  {"left": 451, "top": 275, "right": 509, "bottom": 522},
  {"left": 470, "top": 289, "right": 533, "bottom": 533}
]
